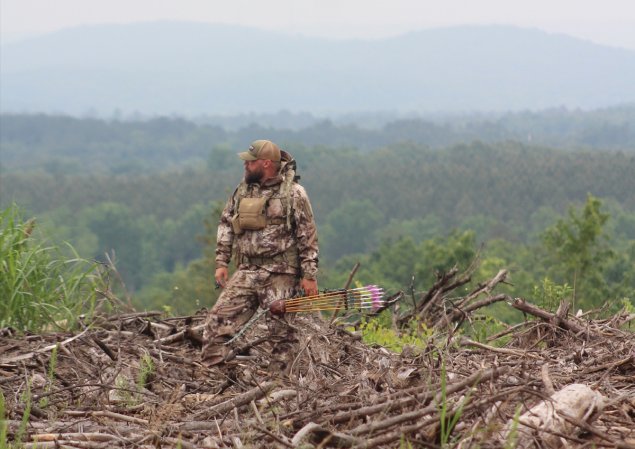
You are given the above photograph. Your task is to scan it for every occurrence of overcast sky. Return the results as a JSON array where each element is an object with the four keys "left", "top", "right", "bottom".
[{"left": 2, "top": 0, "right": 635, "bottom": 49}]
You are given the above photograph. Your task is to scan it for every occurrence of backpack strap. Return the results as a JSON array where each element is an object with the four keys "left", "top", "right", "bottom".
[
  {"left": 233, "top": 181, "right": 248, "bottom": 213},
  {"left": 279, "top": 159, "right": 297, "bottom": 230}
]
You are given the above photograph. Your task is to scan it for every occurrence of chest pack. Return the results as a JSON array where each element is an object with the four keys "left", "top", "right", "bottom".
[
  {"left": 235, "top": 195, "right": 270, "bottom": 231},
  {"left": 231, "top": 152, "right": 299, "bottom": 235}
]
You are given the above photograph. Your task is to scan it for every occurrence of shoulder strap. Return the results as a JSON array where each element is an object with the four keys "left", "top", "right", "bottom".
[
  {"left": 232, "top": 181, "right": 248, "bottom": 213},
  {"left": 280, "top": 170, "right": 295, "bottom": 229}
]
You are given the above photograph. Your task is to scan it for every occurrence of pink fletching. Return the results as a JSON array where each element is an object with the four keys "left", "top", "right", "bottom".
[{"left": 369, "top": 285, "right": 383, "bottom": 309}]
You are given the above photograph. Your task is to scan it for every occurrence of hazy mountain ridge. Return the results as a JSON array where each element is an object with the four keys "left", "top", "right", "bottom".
[{"left": 2, "top": 22, "right": 635, "bottom": 115}]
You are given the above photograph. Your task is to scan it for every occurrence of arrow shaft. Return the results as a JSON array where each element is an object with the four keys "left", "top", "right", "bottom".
[
  {"left": 285, "top": 295, "right": 382, "bottom": 307},
  {"left": 285, "top": 285, "right": 382, "bottom": 303}
]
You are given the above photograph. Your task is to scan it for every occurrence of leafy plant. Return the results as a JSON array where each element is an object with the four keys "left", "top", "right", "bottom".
[
  {"left": 466, "top": 315, "right": 509, "bottom": 345},
  {"left": 541, "top": 194, "right": 614, "bottom": 310},
  {"left": 357, "top": 318, "right": 433, "bottom": 352},
  {"left": 137, "top": 353, "right": 155, "bottom": 391},
  {"left": 532, "top": 277, "right": 573, "bottom": 312},
  {"left": 621, "top": 297, "right": 635, "bottom": 314},
  {"left": 0, "top": 204, "right": 108, "bottom": 332}
]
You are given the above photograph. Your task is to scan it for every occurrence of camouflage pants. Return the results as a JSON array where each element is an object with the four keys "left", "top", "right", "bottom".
[{"left": 201, "top": 267, "right": 299, "bottom": 366}]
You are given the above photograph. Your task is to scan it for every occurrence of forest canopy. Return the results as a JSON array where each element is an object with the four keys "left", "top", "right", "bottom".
[{"left": 1, "top": 109, "right": 634, "bottom": 318}]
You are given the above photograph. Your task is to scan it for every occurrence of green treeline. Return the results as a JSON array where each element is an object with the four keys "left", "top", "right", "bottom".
[
  {"left": 1, "top": 111, "right": 634, "bottom": 320},
  {"left": 2, "top": 105, "right": 634, "bottom": 174}
]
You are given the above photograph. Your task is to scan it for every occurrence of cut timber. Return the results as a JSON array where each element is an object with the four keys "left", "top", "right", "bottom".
[{"left": 503, "top": 383, "right": 605, "bottom": 448}]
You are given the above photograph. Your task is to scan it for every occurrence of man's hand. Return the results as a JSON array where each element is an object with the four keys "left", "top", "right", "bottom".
[
  {"left": 215, "top": 267, "right": 229, "bottom": 288},
  {"left": 301, "top": 278, "right": 318, "bottom": 297}
]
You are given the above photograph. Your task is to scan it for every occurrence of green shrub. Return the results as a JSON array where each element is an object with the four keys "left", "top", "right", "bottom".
[
  {"left": 0, "top": 204, "right": 107, "bottom": 332},
  {"left": 532, "top": 277, "right": 573, "bottom": 312},
  {"left": 356, "top": 316, "right": 434, "bottom": 352}
]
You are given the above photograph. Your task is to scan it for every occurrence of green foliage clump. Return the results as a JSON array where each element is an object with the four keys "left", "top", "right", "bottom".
[
  {"left": 532, "top": 278, "right": 574, "bottom": 312},
  {"left": 541, "top": 194, "right": 613, "bottom": 308},
  {"left": 464, "top": 315, "right": 510, "bottom": 345},
  {"left": 137, "top": 353, "right": 155, "bottom": 390},
  {"left": 357, "top": 316, "right": 434, "bottom": 353},
  {"left": 0, "top": 204, "right": 106, "bottom": 332},
  {"left": 540, "top": 194, "right": 634, "bottom": 312}
]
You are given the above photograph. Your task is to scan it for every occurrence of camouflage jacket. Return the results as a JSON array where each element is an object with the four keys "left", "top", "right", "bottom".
[{"left": 215, "top": 174, "right": 319, "bottom": 280}]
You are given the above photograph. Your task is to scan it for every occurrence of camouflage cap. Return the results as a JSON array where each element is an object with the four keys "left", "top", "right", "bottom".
[{"left": 238, "top": 140, "right": 281, "bottom": 162}]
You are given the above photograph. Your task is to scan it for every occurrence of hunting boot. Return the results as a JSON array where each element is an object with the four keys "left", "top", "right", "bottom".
[
  {"left": 266, "top": 315, "right": 299, "bottom": 373},
  {"left": 201, "top": 325, "right": 235, "bottom": 367}
]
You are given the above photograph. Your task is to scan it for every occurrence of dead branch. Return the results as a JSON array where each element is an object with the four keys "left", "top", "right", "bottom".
[
  {"left": 2, "top": 267, "right": 634, "bottom": 449},
  {"left": 511, "top": 298, "right": 593, "bottom": 336}
]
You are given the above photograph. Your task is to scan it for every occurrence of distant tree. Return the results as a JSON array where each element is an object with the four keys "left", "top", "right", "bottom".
[
  {"left": 326, "top": 230, "right": 477, "bottom": 294},
  {"left": 541, "top": 194, "right": 614, "bottom": 310},
  {"left": 207, "top": 143, "right": 235, "bottom": 171},
  {"left": 136, "top": 201, "right": 224, "bottom": 314},
  {"left": 81, "top": 202, "right": 147, "bottom": 291},
  {"left": 321, "top": 199, "right": 384, "bottom": 261},
  {"left": 374, "top": 216, "right": 443, "bottom": 244}
]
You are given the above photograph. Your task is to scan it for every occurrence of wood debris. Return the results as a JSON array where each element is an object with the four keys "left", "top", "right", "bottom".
[{"left": 1, "top": 269, "right": 634, "bottom": 448}]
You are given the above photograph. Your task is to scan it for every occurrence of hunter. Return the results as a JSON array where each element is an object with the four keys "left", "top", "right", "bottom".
[{"left": 201, "top": 139, "right": 319, "bottom": 367}]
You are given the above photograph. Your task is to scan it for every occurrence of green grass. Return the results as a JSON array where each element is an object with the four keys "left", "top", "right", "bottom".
[
  {"left": 438, "top": 361, "right": 471, "bottom": 447},
  {"left": 504, "top": 404, "right": 523, "bottom": 449},
  {"left": 13, "top": 380, "right": 33, "bottom": 447},
  {"left": 1, "top": 204, "right": 108, "bottom": 332},
  {"left": 39, "top": 344, "right": 59, "bottom": 409},
  {"left": 0, "top": 390, "right": 7, "bottom": 449}
]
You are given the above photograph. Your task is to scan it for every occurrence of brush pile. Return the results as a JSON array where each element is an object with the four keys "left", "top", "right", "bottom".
[{"left": 1, "top": 268, "right": 634, "bottom": 449}]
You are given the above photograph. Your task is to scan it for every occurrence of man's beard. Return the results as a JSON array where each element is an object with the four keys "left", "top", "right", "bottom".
[{"left": 245, "top": 167, "right": 263, "bottom": 184}]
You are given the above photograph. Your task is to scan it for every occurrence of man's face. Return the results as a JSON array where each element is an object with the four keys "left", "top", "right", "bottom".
[{"left": 244, "top": 159, "right": 264, "bottom": 183}]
